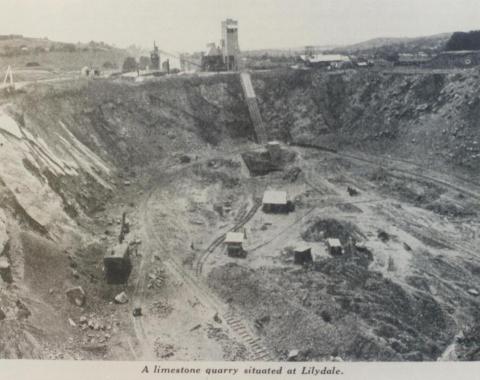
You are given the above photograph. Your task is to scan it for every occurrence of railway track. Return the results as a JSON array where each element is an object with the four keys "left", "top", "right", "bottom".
[
  {"left": 130, "top": 140, "right": 480, "bottom": 361},
  {"left": 135, "top": 186, "right": 274, "bottom": 361},
  {"left": 297, "top": 143, "right": 480, "bottom": 260},
  {"left": 223, "top": 311, "right": 273, "bottom": 360},
  {"left": 293, "top": 143, "right": 480, "bottom": 199},
  {"left": 195, "top": 199, "right": 262, "bottom": 277}
]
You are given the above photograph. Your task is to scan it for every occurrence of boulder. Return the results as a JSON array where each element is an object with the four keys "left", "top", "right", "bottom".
[
  {"left": 114, "top": 291, "right": 129, "bottom": 304},
  {"left": 16, "top": 300, "right": 31, "bottom": 319},
  {"left": 179, "top": 155, "right": 191, "bottom": 164},
  {"left": 66, "top": 286, "right": 86, "bottom": 306},
  {"left": 468, "top": 288, "right": 479, "bottom": 297},
  {"left": 287, "top": 349, "right": 299, "bottom": 361},
  {"left": 347, "top": 186, "right": 360, "bottom": 196}
]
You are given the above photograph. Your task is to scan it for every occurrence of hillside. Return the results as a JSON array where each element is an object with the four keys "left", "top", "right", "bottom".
[
  {"left": 330, "top": 33, "right": 452, "bottom": 56},
  {"left": 0, "top": 35, "right": 129, "bottom": 72}
]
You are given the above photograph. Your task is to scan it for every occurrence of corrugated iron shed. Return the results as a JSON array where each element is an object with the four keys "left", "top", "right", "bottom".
[
  {"left": 225, "top": 232, "right": 244, "bottom": 244},
  {"left": 300, "top": 54, "right": 350, "bottom": 63},
  {"left": 262, "top": 190, "right": 287, "bottom": 205},
  {"left": 326, "top": 238, "right": 342, "bottom": 248}
]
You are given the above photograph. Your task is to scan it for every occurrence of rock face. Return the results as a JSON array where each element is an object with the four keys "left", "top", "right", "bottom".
[
  {"left": 468, "top": 288, "right": 479, "bottom": 296},
  {"left": 0, "top": 256, "right": 12, "bottom": 283},
  {"left": 254, "top": 70, "right": 480, "bottom": 177},
  {"left": 66, "top": 286, "right": 86, "bottom": 306},
  {"left": 15, "top": 300, "right": 31, "bottom": 319},
  {"left": 0, "top": 209, "right": 8, "bottom": 256},
  {"left": 0, "top": 210, "right": 10, "bottom": 282}
]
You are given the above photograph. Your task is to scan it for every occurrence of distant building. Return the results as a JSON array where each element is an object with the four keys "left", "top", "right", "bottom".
[
  {"left": 304, "top": 46, "right": 316, "bottom": 58},
  {"left": 200, "top": 19, "right": 241, "bottom": 72},
  {"left": 201, "top": 43, "right": 224, "bottom": 71},
  {"left": 221, "top": 19, "right": 240, "bottom": 71},
  {"left": 180, "top": 52, "right": 202, "bottom": 72},
  {"left": 80, "top": 66, "right": 100, "bottom": 77},
  {"left": 162, "top": 58, "right": 170, "bottom": 73},
  {"left": 396, "top": 52, "right": 431, "bottom": 66},
  {"left": 299, "top": 54, "right": 351, "bottom": 69},
  {"left": 150, "top": 41, "right": 160, "bottom": 70}
]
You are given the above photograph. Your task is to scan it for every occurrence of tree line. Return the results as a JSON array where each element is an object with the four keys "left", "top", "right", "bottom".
[{"left": 446, "top": 31, "right": 480, "bottom": 51}]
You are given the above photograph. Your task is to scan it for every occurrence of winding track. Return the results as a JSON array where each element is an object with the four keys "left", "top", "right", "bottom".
[
  {"left": 139, "top": 188, "right": 274, "bottom": 360},
  {"left": 195, "top": 199, "right": 262, "bottom": 277},
  {"left": 297, "top": 143, "right": 480, "bottom": 259},
  {"left": 292, "top": 143, "right": 480, "bottom": 199},
  {"left": 129, "top": 139, "right": 480, "bottom": 360},
  {"left": 130, "top": 157, "right": 274, "bottom": 360}
]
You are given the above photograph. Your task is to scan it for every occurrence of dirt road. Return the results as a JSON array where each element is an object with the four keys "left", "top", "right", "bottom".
[{"left": 125, "top": 151, "right": 274, "bottom": 361}]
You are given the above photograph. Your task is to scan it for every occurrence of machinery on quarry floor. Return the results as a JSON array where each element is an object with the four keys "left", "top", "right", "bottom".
[
  {"left": 104, "top": 242, "right": 132, "bottom": 284},
  {"left": 104, "top": 212, "right": 133, "bottom": 284}
]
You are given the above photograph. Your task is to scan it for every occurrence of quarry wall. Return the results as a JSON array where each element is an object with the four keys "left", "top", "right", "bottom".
[{"left": 254, "top": 68, "right": 480, "bottom": 178}]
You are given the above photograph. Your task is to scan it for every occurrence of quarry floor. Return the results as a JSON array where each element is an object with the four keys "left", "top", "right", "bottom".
[{"left": 87, "top": 140, "right": 480, "bottom": 361}]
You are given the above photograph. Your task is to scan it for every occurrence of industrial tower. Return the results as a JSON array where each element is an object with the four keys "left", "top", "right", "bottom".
[{"left": 220, "top": 19, "right": 240, "bottom": 71}]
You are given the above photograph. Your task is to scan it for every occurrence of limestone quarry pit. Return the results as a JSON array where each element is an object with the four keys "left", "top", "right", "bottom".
[{"left": 0, "top": 69, "right": 480, "bottom": 361}]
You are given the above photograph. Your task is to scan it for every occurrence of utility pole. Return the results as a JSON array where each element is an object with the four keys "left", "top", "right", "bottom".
[{"left": 2, "top": 66, "right": 15, "bottom": 91}]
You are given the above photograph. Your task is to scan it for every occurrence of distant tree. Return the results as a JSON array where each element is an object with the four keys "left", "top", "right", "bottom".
[
  {"left": 138, "top": 56, "right": 150, "bottom": 70},
  {"left": 122, "top": 57, "right": 138, "bottom": 72},
  {"left": 383, "top": 51, "right": 399, "bottom": 62},
  {"left": 446, "top": 31, "right": 480, "bottom": 51},
  {"left": 61, "top": 43, "right": 76, "bottom": 52},
  {"left": 102, "top": 61, "right": 117, "bottom": 69}
]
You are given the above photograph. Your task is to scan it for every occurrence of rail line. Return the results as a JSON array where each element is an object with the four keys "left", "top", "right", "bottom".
[
  {"left": 130, "top": 139, "right": 480, "bottom": 361},
  {"left": 292, "top": 143, "right": 480, "bottom": 199},
  {"left": 135, "top": 184, "right": 274, "bottom": 361},
  {"left": 195, "top": 199, "right": 262, "bottom": 277},
  {"left": 295, "top": 143, "right": 480, "bottom": 260}
]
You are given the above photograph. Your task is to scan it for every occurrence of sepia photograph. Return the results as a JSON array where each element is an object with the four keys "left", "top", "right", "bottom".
[{"left": 0, "top": 0, "right": 480, "bottom": 376}]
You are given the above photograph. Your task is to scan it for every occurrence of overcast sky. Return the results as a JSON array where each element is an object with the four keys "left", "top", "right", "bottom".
[{"left": 1, "top": 0, "right": 479, "bottom": 52}]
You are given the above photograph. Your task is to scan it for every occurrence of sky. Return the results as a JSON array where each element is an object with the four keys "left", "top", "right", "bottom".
[{"left": 1, "top": 0, "right": 479, "bottom": 53}]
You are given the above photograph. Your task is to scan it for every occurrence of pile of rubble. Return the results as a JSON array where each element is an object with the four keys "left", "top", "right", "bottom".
[
  {"left": 154, "top": 339, "right": 175, "bottom": 359},
  {"left": 147, "top": 268, "right": 166, "bottom": 289},
  {"left": 150, "top": 300, "right": 173, "bottom": 318}
]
